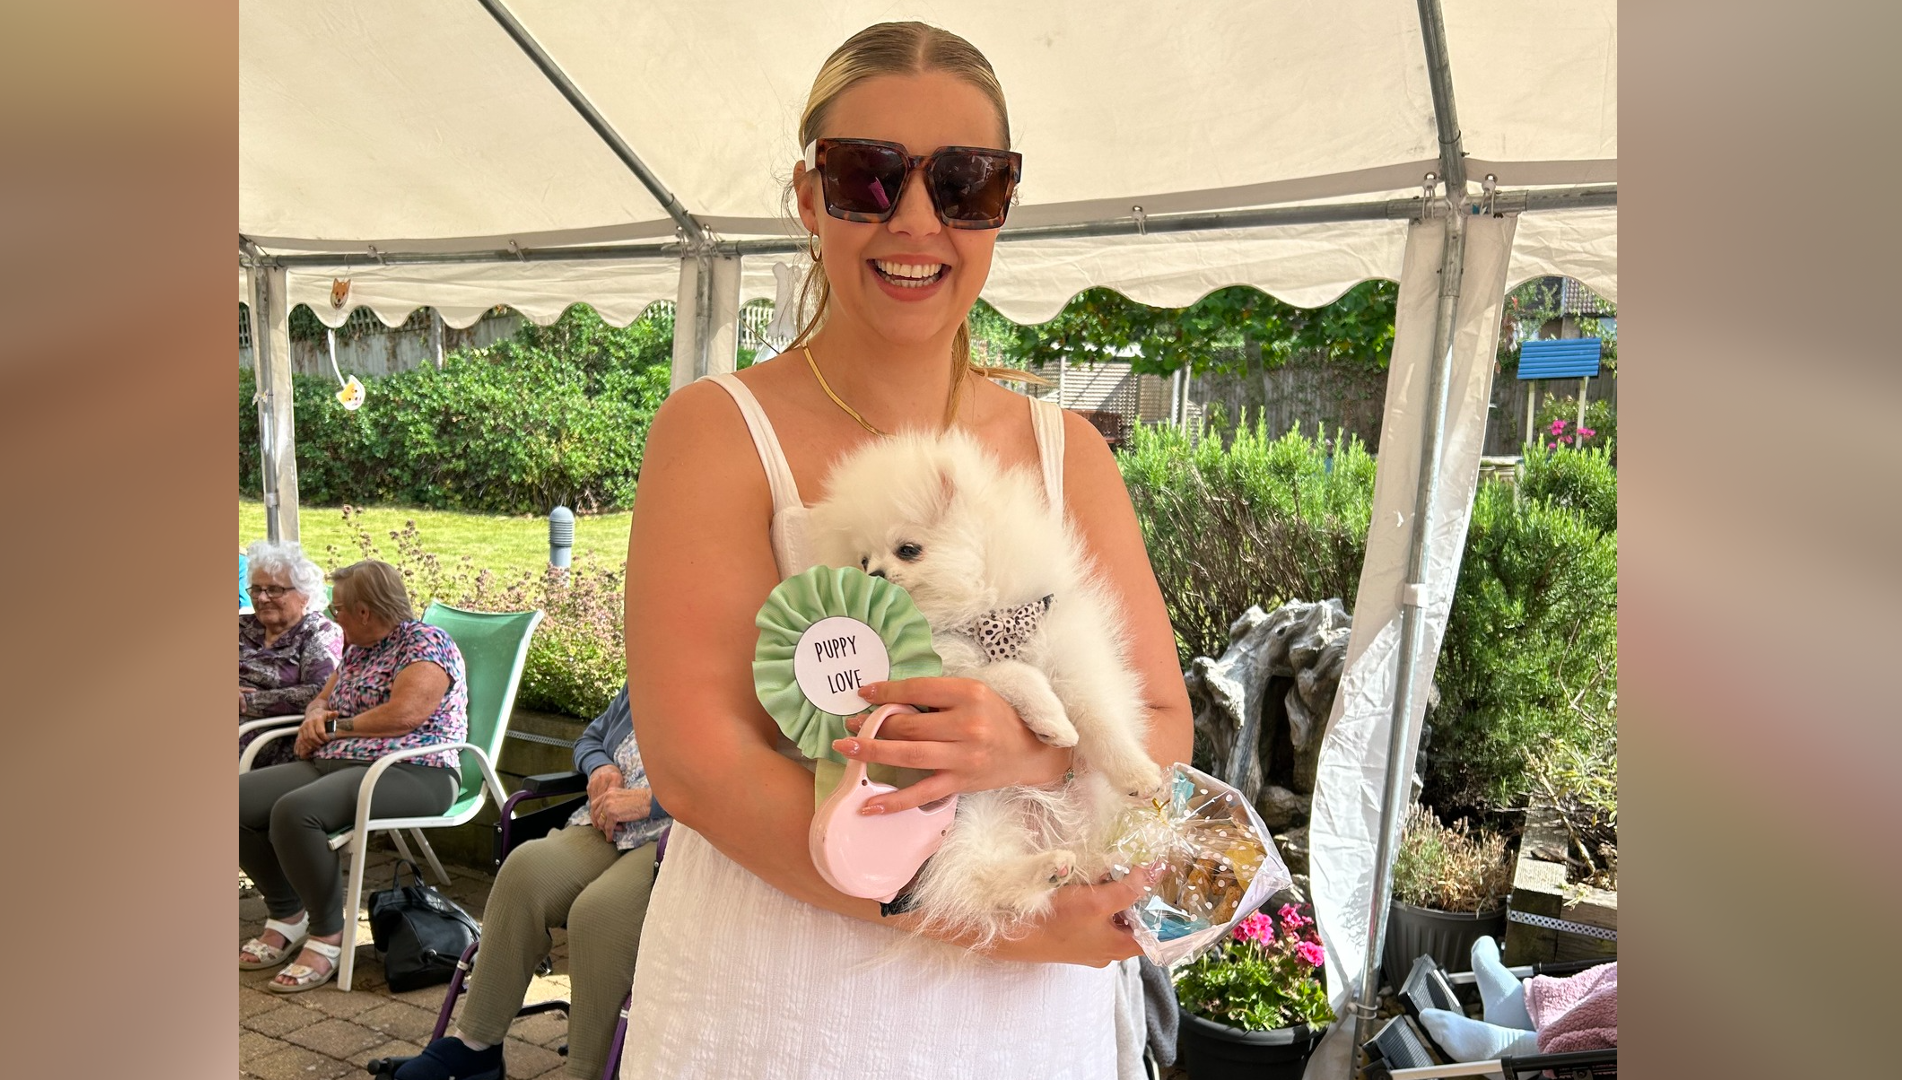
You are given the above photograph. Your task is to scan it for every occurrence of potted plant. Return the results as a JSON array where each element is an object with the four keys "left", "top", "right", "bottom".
[
  {"left": 1382, "top": 804, "right": 1515, "bottom": 989},
  {"left": 1174, "top": 904, "right": 1337, "bottom": 1080}
]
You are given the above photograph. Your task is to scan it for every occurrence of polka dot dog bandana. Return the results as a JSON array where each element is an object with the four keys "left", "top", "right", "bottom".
[{"left": 966, "top": 594, "right": 1054, "bottom": 662}]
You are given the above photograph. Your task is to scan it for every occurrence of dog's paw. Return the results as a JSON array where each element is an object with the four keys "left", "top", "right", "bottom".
[
  {"left": 1039, "top": 849, "right": 1077, "bottom": 886},
  {"left": 1112, "top": 754, "right": 1167, "bottom": 800},
  {"left": 1021, "top": 699, "right": 1079, "bottom": 748}
]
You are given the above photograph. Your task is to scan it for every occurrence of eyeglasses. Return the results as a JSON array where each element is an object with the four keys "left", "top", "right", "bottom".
[
  {"left": 805, "top": 138, "right": 1021, "bottom": 230},
  {"left": 247, "top": 585, "right": 296, "bottom": 601}
]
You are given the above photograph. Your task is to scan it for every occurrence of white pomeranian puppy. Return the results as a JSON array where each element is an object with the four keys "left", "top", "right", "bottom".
[{"left": 808, "top": 430, "right": 1164, "bottom": 945}]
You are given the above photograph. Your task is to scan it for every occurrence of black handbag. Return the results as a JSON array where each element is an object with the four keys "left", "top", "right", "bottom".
[{"left": 366, "top": 859, "right": 481, "bottom": 991}]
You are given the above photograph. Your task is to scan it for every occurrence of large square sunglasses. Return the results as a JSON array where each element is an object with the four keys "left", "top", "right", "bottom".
[{"left": 804, "top": 138, "right": 1022, "bottom": 230}]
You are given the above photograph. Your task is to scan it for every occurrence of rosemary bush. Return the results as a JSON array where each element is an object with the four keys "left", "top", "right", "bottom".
[{"left": 1118, "top": 417, "right": 1372, "bottom": 665}]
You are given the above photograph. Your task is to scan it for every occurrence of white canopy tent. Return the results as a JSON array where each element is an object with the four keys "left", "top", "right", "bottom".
[{"left": 240, "top": 1, "right": 1614, "bottom": 1071}]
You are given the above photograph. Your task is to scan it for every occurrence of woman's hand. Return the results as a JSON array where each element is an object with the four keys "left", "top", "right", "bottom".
[
  {"left": 588, "top": 785, "right": 653, "bottom": 841},
  {"left": 829, "top": 677, "right": 1072, "bottom": 814},
  {"left": 585, "top": 764, "right": 624, "bottom": 801},
  {"left": 293, "top": 708, "right": 335, "bottom": 759},
  {"left": 969, "top": 865, "right": 1161, "bottom": 967}
]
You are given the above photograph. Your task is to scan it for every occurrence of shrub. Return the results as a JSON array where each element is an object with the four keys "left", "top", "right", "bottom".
[
  {"left": 1119, "top": 417, "right": 1373, "bottom": 664},
  {"left": 1519, "top": 441, "right": 1616, "bottom": 533},
  {"left": 1426, "top": 477, "right": 1617, "bottom": 813},
  {"left": 318, "top": 507, "right": 625, "bottom": 719},
  {"left": 1391, "top": 804, "right": 1513, "bottom": 914},
  {"left": 1122, "top": 414, "right": 1615, "bottom": 815},
  {"left": 240, "top": 304, "right": 672, "bottom": 515}
]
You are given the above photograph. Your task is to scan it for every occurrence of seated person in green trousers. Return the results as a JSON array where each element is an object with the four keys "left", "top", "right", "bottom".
[{"left": 385, "top": 683, "right": 669, "bottom": 1080}]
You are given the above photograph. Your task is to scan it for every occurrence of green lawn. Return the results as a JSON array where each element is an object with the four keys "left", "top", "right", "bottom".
[{"left": 239, "top": 499, "right": 632, "bottom": 576}]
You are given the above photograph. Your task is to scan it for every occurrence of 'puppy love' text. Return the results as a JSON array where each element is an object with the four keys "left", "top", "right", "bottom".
[{"left": 793, "top": 616, "right": 891, "bottom": 711}]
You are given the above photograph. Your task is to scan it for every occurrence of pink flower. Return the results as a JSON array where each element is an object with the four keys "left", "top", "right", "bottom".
[
  {"left": 1232, "top": 912, "right": 1275, "bottom": 946},
  {"left": 1276, "top": 904, "right": 1307, "bottom": 931},
  {"left": 1549, "top": 419, "right": 1567, "bottom": 435},
  {"left": 1294, "top": 940, "right": 1326, "bottom": 967},
  {"left": 1577, "top": 427, "right": 1596, "bottom": 439}
]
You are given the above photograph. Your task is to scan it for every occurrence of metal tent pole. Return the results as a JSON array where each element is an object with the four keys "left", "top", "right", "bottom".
[
  {"left": 473, "top": 0, "right": 735, "bottom": 388},
  {"left": 252, "top": 186, "right": 1616, "bottom": 269},
  {"left": 670, "top": 252, "right": 742, "bottom": 391},
  {"left": 247, "top": 263, "right": 282, "bottom": 542},
  {"left": 1349, "top": 0, "right": 1472, "bottom": 1066},
  {"left": 474, "top": 0, "right": 701, "bottom": 241},
  {"left": 243, "top": 242, "right": 301, "bottom": 544}
]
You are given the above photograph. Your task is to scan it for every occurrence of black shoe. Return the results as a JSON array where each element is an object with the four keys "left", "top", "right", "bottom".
[{"left": 370, "top": 1036, "right": 504, "bottom": 1080}]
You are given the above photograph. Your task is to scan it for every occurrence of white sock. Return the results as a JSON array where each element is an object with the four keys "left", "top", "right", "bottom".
[
  {"left": 1420, "top": 1009, "right": 1538, "bottom": 1061},
  {"left": 1471, "top": 935, "right": 1531, "bottom": 1030},
  {"left": 457, "top": 1034, "right": 493, "bottom": 1053}
]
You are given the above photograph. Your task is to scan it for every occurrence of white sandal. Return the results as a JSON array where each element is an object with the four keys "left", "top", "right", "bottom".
[
  {"left": 266, "top": 938, "right": 341, "bottom": 994},
  {"left": 239, "top": 914, "right": 310, "bottom": 970}
]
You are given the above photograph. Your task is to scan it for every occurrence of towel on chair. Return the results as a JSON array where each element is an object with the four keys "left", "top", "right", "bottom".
[
  {"left": 1139, "top": 958, "right": 1179, "bottom": 1068},
  {"left": 1525, "top": 962, "right": 1617, "bottom": 1054}
]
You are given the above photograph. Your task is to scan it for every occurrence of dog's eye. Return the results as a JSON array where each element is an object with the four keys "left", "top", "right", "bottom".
[
  {"left": 894, "top": 542, "right": 923, "bottom": 562},
  {"left": 859, "top": 556, "right": 869, "bottom": 570}
]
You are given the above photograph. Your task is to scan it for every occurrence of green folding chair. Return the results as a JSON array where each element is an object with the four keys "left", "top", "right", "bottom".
[
  {"left": 238, "top": 601, "right": 545, "bottom": 990},
  {"left": 229, "top": 599, "right": 537, "bottom": 991},
  {"left": 333, "top": 602, "right": 543, "bottom": 991}
]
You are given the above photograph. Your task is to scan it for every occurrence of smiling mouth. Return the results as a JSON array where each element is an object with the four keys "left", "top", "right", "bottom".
[{"left": 870, "top": 260, "right": 950, "bottom": 289}]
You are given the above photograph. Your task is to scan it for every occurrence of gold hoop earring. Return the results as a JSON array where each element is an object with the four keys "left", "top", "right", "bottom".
[{"left": 808, "top": 233, "right": 822, "bottom": 262}]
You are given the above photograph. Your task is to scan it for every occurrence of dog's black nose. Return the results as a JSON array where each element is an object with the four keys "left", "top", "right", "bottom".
[{"left": 867, "top": 568, "right": 889, "bottom": 582}]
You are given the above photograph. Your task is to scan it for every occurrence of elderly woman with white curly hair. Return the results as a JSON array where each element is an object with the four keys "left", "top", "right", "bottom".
[{"left": 239, "top": 540, "right": 343, "bottom": 769}]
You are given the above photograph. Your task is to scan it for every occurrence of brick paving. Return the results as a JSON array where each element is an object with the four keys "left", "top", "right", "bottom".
[{"left": 239, "top": 843, "right": 580, "bottom": 1080}]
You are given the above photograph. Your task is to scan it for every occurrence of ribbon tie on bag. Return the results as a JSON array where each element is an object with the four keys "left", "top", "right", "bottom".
[{"left": 966, "top": 594, "right": 1053, "bottom": 662}]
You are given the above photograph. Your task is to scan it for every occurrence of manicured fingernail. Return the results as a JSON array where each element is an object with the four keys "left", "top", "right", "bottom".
[
  {"left": 833, "top": 739, "right": 858, "bottom": 755},
  {"left": 859, "top": 803, "right": 886, "bottom": 816},
  {"left": 858, "top": 686, "right": 878, "bottom": 699}
]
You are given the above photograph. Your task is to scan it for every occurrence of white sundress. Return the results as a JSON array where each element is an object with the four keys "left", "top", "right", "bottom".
[{"left": 620, "top": 373, "right": 1146, "bottom": 1080}]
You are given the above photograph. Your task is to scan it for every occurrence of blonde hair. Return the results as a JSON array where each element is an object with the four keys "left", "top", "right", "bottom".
[
  {"left": 329, "top": 560, "right": 415, "bottom": 625},
  {"left": 790, "top": 21, "right": 1044, "bottom": 422}
]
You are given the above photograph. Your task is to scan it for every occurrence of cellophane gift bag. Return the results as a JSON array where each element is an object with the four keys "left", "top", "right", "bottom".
[{"left": 1113, "top": 762, "right": 1291, "bottom": 966}]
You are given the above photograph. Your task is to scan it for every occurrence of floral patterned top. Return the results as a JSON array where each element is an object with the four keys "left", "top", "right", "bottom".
[
  {"left": 313, "top": 620, "right": 468, "bottom": 771},
  {"left": 239, "top": 612, "right": 343, "bottom": 769}
]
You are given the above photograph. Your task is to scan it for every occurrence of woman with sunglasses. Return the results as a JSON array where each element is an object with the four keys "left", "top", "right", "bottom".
[{"left": 619, "top": 23, "right": 1191, "bottom": 1080}]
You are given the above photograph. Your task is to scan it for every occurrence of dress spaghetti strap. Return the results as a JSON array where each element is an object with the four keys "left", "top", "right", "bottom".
[
  {"left": 702, "top": 373, "right": 803, "bottom": 515},
  {"left": 1027, "top": 395, "right": 1067, "bottom": 523}
]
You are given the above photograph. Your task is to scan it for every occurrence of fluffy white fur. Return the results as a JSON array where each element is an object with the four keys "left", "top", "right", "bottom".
[{"left": 808, "top": 430, "right": 1161, "bottom": 946}]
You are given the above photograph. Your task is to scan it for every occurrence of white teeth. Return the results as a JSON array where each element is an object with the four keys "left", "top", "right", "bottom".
[{"left": 874, "top": 260, "right": 945, "bottom": 283}]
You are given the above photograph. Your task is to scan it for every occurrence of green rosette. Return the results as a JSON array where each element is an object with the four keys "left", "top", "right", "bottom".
[{"left": 754, "top": 566, "right": 943, "bottom": 802}]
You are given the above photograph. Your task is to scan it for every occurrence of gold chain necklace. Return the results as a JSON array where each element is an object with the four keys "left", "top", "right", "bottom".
[{"left": 803, "top": 343, "right": 887, "bottom": 436}]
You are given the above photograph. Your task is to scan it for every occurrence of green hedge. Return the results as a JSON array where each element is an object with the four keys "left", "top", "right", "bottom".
[
  {"left": 1426, "top": 444, "right": 1616, "bottom": 812},
  {"left": 241, "top": 305, "right": 671, "bottom": 515},
  {"left": 1121, "top": 426, "right": 1616, "bottom": 813},
  {"left": 1119, "top": 418, "right": 1373, "bottom": 665}
]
